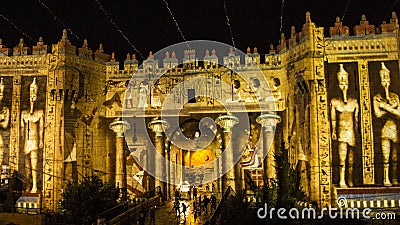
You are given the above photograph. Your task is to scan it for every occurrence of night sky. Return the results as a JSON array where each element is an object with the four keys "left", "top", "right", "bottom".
[{"left": 0, "top": 0, "right": 399, "bottom": 61}]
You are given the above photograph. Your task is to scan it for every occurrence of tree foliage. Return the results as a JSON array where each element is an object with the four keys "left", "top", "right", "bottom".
[
  {"left": 60, "top": 175, "right": 119, "bottom": 225},
  {"left": 275, "top": 142, "right": 306, "bottom": 209},
  {"left": 262, "top": 141, "right": 306, "bottom": 211}
]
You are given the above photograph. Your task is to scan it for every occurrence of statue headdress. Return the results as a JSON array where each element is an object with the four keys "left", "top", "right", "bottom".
[
  {"left": 30, "top": 77, "right": 38, "bottom": 96},
  {"left": 0, "top": 78, "right": 4, "bottom": 94},
  {"left": 380, "top": 62, "right": 390, "bottom": 80},
  {"left": 337, "top": 64, "right": 348, "bottom": 83}
]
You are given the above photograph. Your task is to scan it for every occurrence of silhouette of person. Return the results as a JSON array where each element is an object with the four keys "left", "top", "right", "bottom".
[
  {"left": 138, "top": 208, "right": 146, "bottom": 225},
  {"left": 149, "top": 206, "right": 156, "bottom": 225}
]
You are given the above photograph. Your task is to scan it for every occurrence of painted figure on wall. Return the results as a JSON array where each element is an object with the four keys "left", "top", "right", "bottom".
[
  {"left": 373, "top": 62, "right": 400, "bottom": 186},
  {"left": 0, "top": 78, "right": 10, "bottom": 167},
  {"left": 151, "top": 80, "right": 164, "bottom": 108},
  {"left": 330, "top": 64, "right": 359, "bottom": 188},
  {"left": 21, "top": 78, "right": 44, "bottom": 193},
  {"left": 245, "top": 78, "right": 262, "bottom": 102},
  {"left": 125, "top": 80, "right": 134, "bottom": 109},
  {"left": 138, "top": 80, "right": 149, "bottom": 108},
  {"left": 231, "top": 80, "right": 243, "bottom": 102},
  {"left": 271, "top": 77, "right": 282, "bottom": 100}
]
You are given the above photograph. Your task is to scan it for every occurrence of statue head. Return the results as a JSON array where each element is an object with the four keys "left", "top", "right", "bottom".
[
  {"left": 0, "top": 78, "right": 4, "bottom": 102},
  {"left": 233, "top": 79, "right": 241, "bottom": 89},
  {"left": 380, "top": 62, "right": 390, "bottom": 87},
  {"left": 29, "top": 78, "right": 38, "bottom": 113},
  {"left": 337, "top": 64, "right": 349, "bottom": 102},
  {"left": 252, "top": 78, "right": 260, "bottom": 89},
  {"left": 272, "top": 77, "right": 281, "bottom": 90},
  {"left": 380, "top": 62, "right": 391, "bottom": 100}
]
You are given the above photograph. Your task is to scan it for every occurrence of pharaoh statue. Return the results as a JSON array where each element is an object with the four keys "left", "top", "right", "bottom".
[
  {"left": 0, "top": 78, "right": 10, "bottom": 167},
  {"left": 373, "top": 62, "right": 400, "bottom": 186},
  {"left": 330, "top": 64, "right": 359, "bottom": 188},
  {"left": 21, "top": 78, "right": 44, "bottom": 193}
]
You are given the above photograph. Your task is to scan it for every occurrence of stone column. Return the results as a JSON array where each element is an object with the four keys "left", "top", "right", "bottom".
[
  {"left": 214, "top": 144, "right": 222, "bottom": 196},
  {"left": 148, "top": 118, "right": 170, "bottom": 200},
  {"left": 109, "top": 120, "right": 130, "bottom": 201},
  {"left": 165, "top": 140, "right": 172, "bottom": 200},
  {"left": 256, "top": 113, "right": 281, "bottom": 186},
  {"left": 215, "top": 114, "right": 239, "bottom": 194},
  {"left": 105, "top": 128, "right": 116, "bottom": 184}
]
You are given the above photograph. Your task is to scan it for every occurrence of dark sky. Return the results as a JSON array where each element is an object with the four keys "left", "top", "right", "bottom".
[{"left": 0, "top": 0, "right": 399, "bottom": 61}]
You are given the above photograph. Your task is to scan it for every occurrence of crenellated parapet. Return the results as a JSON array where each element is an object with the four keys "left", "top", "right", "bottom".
[
  {"left": 326, "top": 12, "right": 399, "bottom": 62},
  {"left": 0, "top": 11, "right": 398, "bottom": 75}
]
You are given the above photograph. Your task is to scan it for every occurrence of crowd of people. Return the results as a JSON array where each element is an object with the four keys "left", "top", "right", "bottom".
[
  {"left": 134, "top": 185, "right": 218, "bottom": 225},
  {"left": 138, "top": 205, "right": 157, "bottom": 225},
  {"left": 172, "top": 186, "right": 218, "bottom": 224}
]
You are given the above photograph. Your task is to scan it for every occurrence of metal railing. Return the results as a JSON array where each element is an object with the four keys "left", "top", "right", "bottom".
[
  {"left": 98, "top": 188, "right": 158, "bottom": 221},
  {"left": 108, "top": 195, "right": 161, "bottom": 225},
  {"left": 0, "top": 205, "right": 41, "bottom": 214},
  {"left": 208, "top": 186, "right": 235, "bottom": 225}
]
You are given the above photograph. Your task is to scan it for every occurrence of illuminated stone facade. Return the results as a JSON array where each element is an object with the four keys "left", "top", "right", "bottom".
[{"left": 0, "top": 11, "right": 400, "bottom": 211}]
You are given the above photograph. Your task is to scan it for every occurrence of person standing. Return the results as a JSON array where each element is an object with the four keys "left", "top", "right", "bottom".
[
  {"left": 174, "top": 188, "right": 181, "bottom": 201},
  {"left": 181, "top": 202, "right": 187, "bottom": 217},
  {"left": 203, "top": 195, "right": 209, "bottom": 214},
  {"left": 173, "top": 199, "right": 180, "bottom": 216},
  {"left": 149, "top": 206, "right": 156, "bottom": 225},
  {"left": 197, "top": 197, "right": 202, "bottom": 216},
  {"left": 193, "top": 186, "right": 197, "bottom": 201},
  {"left": 210, "top": 194, "right": 217, "bottom": 211},
  {"left": 138, "top": 208, "right": 146, "bottom": 225},
  {"left": 188, "top": 188, "right": 191, "bottom": 200},
  {"left": 193, "top": 200, "right": 198, "bottom": 221}
]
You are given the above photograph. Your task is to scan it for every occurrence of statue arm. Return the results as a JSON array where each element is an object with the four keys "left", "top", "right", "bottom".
[
  {"left": 0, "top": 107, "right": 9, "bottom": 129},
  {"left": 156, "top": 85, "right": 164, "bottom": 94},
  {"left": 354, "top": 102, "right": 359, "bottom": 133},
  {"left": 20, "top": 113, "right": 25, "bottom": 138},
  {"left": 381, "top": 102, "right": 400, "bottom": 118},
  {"left": 39, "top": 111, "right": 44, "bottom": 148},
  {"left": 373, "top": 95, "right": 385, "bottom": 118},
  {"left": 330, "top": 101, "right": 337, "bottom": 140}
]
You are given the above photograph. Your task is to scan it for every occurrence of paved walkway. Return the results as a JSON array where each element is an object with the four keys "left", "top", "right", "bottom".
[{"left": 147, "top": 193, "right": 218, "bottom": 225}]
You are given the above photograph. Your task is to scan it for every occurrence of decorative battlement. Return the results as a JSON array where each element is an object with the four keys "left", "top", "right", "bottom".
[
  {"left": 0, "top": 55, "right": 48, "bottom": 67},
  {"left": 326, "top": 36, "right": 398, "bottom": 54},
  {"left": 0, "top": 12, "right": 398, "bottom": 75}
]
